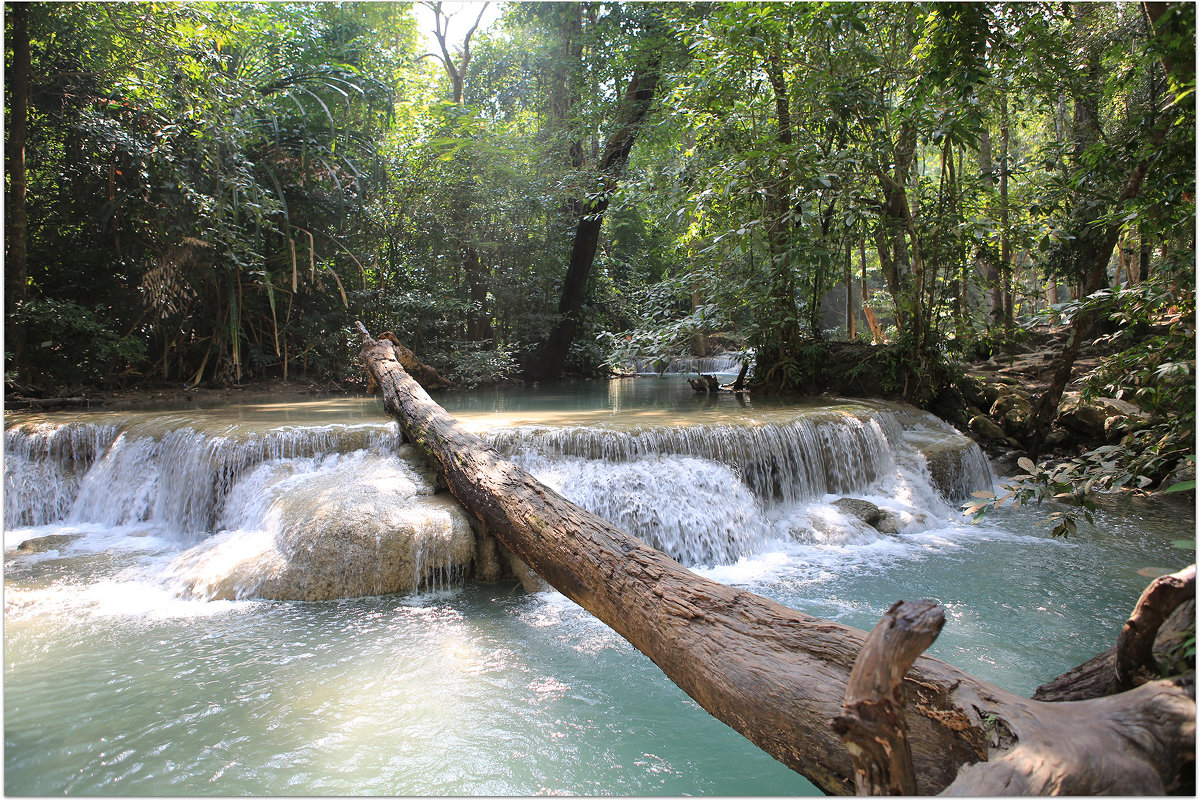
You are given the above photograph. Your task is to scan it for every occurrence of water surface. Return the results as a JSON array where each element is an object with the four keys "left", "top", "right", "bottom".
[{"left": 5, "top": 378, "right": 1193, "bottom": 795}]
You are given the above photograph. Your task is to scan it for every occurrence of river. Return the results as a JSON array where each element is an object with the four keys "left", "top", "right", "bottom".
[{"left": 4, "top": 379, "right": 1193, "bottom": 795}]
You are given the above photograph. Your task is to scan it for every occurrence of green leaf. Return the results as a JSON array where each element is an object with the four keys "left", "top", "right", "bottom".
[{"left": 1163, "top": 480, "right": 1195, "bottom": 493}]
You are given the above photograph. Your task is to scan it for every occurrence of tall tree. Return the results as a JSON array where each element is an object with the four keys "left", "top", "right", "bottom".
[{"left": 533, "top": 18, "right": 663, "bottom": 381}]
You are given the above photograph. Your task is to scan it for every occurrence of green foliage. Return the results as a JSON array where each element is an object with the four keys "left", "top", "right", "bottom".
[
  {"left": 963, "top": 456, "right": 1098, "bottom": 538},
  {"left": 10, "top": 298, "right": 147, "bottom": 385},
  {"left": 5, "top": 0, "right": 1194, "bottom": 408}
]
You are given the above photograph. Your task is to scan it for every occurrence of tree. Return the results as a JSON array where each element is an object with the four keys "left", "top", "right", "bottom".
[{"left": 533, "top": 6, "right": 666, "bottom": 381}]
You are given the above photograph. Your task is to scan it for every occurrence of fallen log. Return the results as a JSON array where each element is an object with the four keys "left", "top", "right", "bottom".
[{"left": 357, "top": 323, "right": 1194, "bottom": 795}]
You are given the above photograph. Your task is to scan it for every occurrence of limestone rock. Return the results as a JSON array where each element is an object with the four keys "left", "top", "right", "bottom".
[
  {"left": 959, "top": 376, "right": 989, "bottom": 409},
  {"left": 15, "top": 533, "right": 82, "bottom": 553},
  {"left": 833, "top": 498, "right": 903, "bottom": 535},
  {"left": 921, "top": 438, "right": 994, "bottom": 502},
  {"left": 1093, "top": 397, "right": 1148, "bottom": 419},
  {"left": 990, "top": 393, "right": 1032, "bottom": 436},
  {"left": 165, "top": 452, "right": 476, "bottom": 601},
  {"left": 1041, "top": 429, "right": 1073, "bottom": 451},
  {"left": 1055, "top": 396, "right": 1108, "bottom": 441}
]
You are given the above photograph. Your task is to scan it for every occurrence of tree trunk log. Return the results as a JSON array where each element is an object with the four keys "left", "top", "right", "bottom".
[
  {"left": 832, "top": 599, "right": 945, "bottom": 795},
  {"left": 1117, "top": 565, "right": 1196, "bottom": 690},
  {"left": 357, "top": 324, "right": 1195, "bottom": 795}
]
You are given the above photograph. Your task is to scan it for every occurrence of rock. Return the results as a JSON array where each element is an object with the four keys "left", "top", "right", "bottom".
[
  {"left": 473, "top": 530, "right": 504, "bottom": 583},
  {"left": 833, "top": 498, "right": 903, "bottom": 535},
  {"left": 1041, "top": 429, "right": 1073, "bottom": 451},
  {"left": 1055, "top": 396, "right": 1108, "bottom": 441},
  {"left": 1104, "top": 415, "right": 1132, "bottom": 443},
  {"left": 1093, "top": 397, "right": 1148, "bottom": 419},
  {"left": 990, "top": 393, "right": 1032, "bottom": 435},
  {"left": 15, "top": 533, "right": 82, "bottom": 553},
  {"left": 921, "top": 438, "right": 995, "bottom": 502},
  {"left": 969, "top": 414, "right": 1007, "bottom": 441},
  {"left": 165, "top": 453, "right": 476, "bottom": 601},
  {"left": 958, "top": 376, "right": 989, "bottom": 409}
]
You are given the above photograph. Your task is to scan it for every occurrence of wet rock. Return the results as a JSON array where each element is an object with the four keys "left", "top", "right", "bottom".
[
  {"left": 165, "top": 454, "right": 476, "bottom": 601},
  {"left": 833, "top": 498, "right": 902, "bottom": 535},
  {"left": 921, "top": 438, "right": 994, "bottom": 502},
  {"left": 15, "top": 533, "right": 82, "bottom": 553}
]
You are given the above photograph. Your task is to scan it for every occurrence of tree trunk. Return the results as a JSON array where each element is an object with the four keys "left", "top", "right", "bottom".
[
  {"left": 357, "top": 324, "right": 1195, "bottom": 796},
  {"left": 6, "top": 2, "right": 31, "bottom": 383},
  {"left": 999, "top": 89, "right": 1013, "bottom": 333},
  {"left": 535, "top": 58, "right": 661, "bottom": 381},
  {"left": 977, "top": 128, "right": 1004, "bottom": 324}
]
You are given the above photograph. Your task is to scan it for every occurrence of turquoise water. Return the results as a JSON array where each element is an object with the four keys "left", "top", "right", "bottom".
[{"left": 4, "top": 379, "right": 1194, "bottom": 795}]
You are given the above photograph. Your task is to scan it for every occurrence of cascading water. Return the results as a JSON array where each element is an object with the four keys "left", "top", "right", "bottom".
[
  {"left": 486, "top": 402, "right": 994, "bottom": 566},
  {"left": 6, "top": 399, "right": 993, "bottom": 578},
  {"left": 621, "top": 352, "right": 747, "bottom": 376},
  {"left": 6, "top": 387, "right": 1190, "bottom": 796}
]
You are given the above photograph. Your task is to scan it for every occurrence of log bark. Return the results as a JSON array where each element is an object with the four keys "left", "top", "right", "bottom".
[
  {"left": 832, "top": 599, "right": 945, "bottom": 795},
  {"left": 357, "top": 324, "right": 1195, "bottom": 795},
  {"left": 1116, "top": 565, "right": 1196, "bottom": 690}
]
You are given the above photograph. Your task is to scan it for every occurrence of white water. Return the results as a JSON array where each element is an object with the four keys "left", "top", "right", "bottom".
[
  {"left": 5, "top": 384, "right": 1193, "bottom": 795},
  {"left": 620, "top": 352, "right": 746, "bottom": 377},
  {"left": 5, "top": 398, "right": 992, "bottom": 574}
]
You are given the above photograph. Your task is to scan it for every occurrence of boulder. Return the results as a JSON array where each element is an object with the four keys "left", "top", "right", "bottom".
[
  {"left": 990, "top": 393, "right": 1032, "bottom": 436},
  {"left": 958, "top": 376, "right": 990, "bottom": 409},
  {"left": 833, "top": 498, "right": 903, "bottom": 535},
  {"left": 921, "top": 438, "right": 994, "bottom": 502},
  {"left": 1055, "top": 395, "right": 1109, "bottom": 441},
  {"left": 165, "top": 452, "right": 476, "bottom": 601},
  {"left": 15, "top": 533, "right": 82, "bottom": 553},
  {"left": 968, "top": 414, "right": 1007, "bottom": 441},
  {"left": 1093, "top": 397, "right": 1148, "bottom": 419},
  {"left": 1041, "top": 429, "right": 1073, "bottom": 451}
]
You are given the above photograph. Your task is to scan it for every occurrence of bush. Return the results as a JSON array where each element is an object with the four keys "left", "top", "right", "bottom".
[{"left": 8, "top": 298, "right": 147, "bottom": 387}]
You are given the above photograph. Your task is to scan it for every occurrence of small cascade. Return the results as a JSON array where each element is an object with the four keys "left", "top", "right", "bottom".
[
  {"left": 6, "top": 398, "right": 996, "bottom": 586},
  {"left": 513, "top": 452, "right": 766, "bottom": 565},
  {"left": 622, "top": 352, "right": 746, "bottom": 376},
  {"left": 4, "top": 422, "right": 121, "bottom": 527},
  {"left": 488, "top": 409, "right": 896, "bottom": 506},
  {"left": 162, "top": 451, "right": 475, "bottom": 601},
  {"left": 5, "top": 420, "right": 406, "bottom": 535}
]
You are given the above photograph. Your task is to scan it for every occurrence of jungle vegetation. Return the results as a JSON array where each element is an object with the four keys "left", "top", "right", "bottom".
[{"left": 4, "top": 1, "right": 1195, "bottom": 477}]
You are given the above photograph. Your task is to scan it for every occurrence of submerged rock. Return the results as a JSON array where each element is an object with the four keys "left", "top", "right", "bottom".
[{"left": 15, "top": 533, "right": 83, "bottom": 553}]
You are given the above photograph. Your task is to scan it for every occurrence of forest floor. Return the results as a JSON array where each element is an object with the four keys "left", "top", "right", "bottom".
[{"left": 958, "top": 322, "right": 1113, "bottom": 396}]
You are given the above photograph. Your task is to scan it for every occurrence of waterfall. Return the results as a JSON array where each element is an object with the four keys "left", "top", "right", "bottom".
[
  {"left": 622, "top": 352, "right": 746, "bottom": 376},
  {"left": 487, "top": 410, "right": 896, "bottom": 505},
  {"left": 5, "top": 420, "right": 405, "bottom": 535},
  {"left": 5, "top": 400, "right": 994, "bottom": 578}
]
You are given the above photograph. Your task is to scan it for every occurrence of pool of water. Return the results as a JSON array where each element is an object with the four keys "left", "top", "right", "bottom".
[{"left": 4, "top": 378, "right": 1194, "bottom": 795}]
